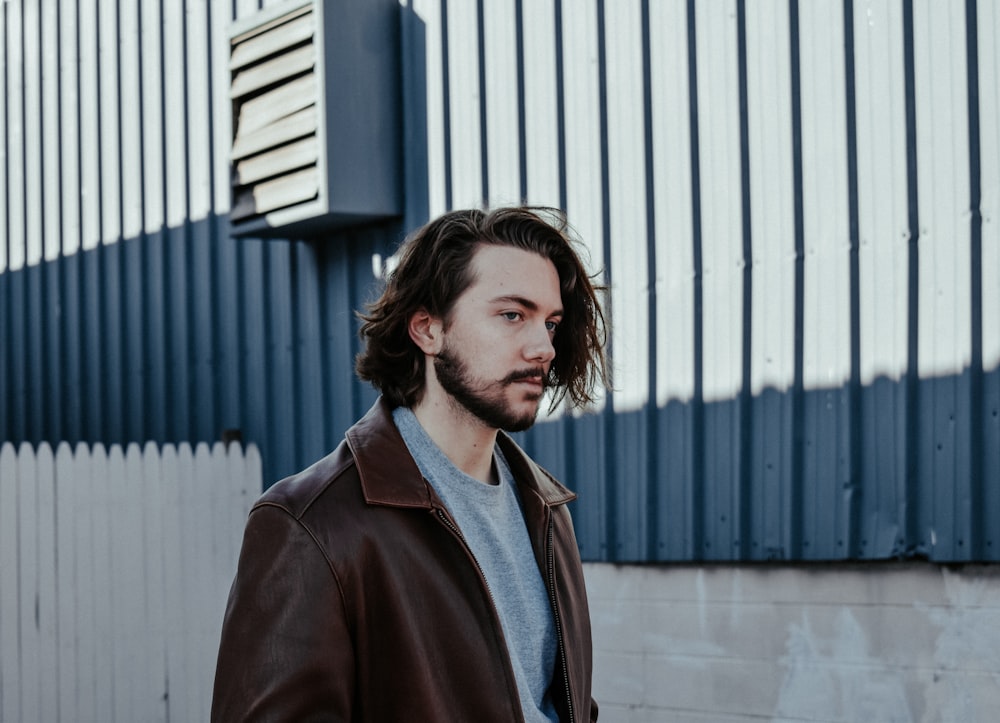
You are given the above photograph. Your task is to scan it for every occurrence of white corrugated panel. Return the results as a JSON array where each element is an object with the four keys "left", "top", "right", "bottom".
[
  {"left": 483, "top": 0, "right": 522, "bottom": 207},
  {"left": 120, "top": 0, "right": 144, "bottom": 241},
  {"left": 213, "top": 0, "right": 235, "bottom": 214},
  {"left": 8, "top": 1, "right": 27, "bottom": 269},
  {"left": 856, "top": 0, "right": 911, "bottom": 386},
  {"left": 445, "top": 0, "right": 484, "bottom": 209},
  {"left": 98, "top": 0, "right": 121, "bottom": 245},
  {"left": 916, "top": 0, "right": 973, "bottom": 379},
  {"left": 189, "top": 0, "right": 216, "bottom": 222},
  {"left": 561, "top": 1, "right": 607, "bottom": 383},
  {"left": 651, "top": 0, "right": 696, "bottom": 406},
  {"left": 696, "top": 0, "right": 745, "bottom": 403},
  {"left": 60, "top": 0, "right": 81, "bottom": 255},
  {"left": 41, "top": 1, "right": 60, "bottom": 261},
  {"left": 522, "top": 0, "right": 561, "bottom": 206},
  {"left": 24, "top": 2, "right": 42, "bottom": 266},
  {"left": 0, "top": 5, "right": 8, "bottom": 272},
  {"left": 982, "top": 0, "right": 1000, "bottom": 374},
  {"left": 606, "top": 0, "right": 650, "bottom": 412},
  {"left": 164, "top": 0, "right": 188, "bottom": 228},
  {"left": 141, "top": 2, "right": 166, "bottom": 234},
  {"left": 801, "top": 0, "right": 853, "bottom": 390},
  {"left": 79, "top": 0, "right": 101, "bottom": 251},
  {"left": 412, "top": 0, "right": 449, "bottom": 219},
  {"left": 746, "top": 0, "right": 796, "bottom": 397}
]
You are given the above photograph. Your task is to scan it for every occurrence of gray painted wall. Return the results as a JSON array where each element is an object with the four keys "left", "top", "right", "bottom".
[{"left": 585, "top": 562, "right": 1000, "bottom": 721}]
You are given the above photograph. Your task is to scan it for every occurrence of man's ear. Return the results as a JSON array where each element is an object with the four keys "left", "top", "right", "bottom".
[{"left": 408, "top": 309, "right": 443, "bottom": 355}]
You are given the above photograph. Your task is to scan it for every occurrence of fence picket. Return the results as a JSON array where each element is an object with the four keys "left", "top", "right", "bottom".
[
  {"left": 177, "top": 441, "right": 200, "bottom": 723},
  {"left": 54, "top": 442, "right": 77, "bottom": 722},
  {"left": 17, "top": 442, "right": 40, "bottom": 722},
  {"left": 191, "top": 442, "right": 215, "bottom": 720},
  {"left": 122, "top": 443, "right": 149, "bottom": 719},
  {"left": 72, "top": 441, "right": 98, "bottom": 723},
  {"left": 90, "top": 443, "right": 115, "bottom": 723},
  {"left": 1, "top": 442, "right": 20, "bottom": 722},
  {"left": 210, "top": 443, "right": 232, "bottom": 659},
  {"left": 36, "top": 443, "right": 59, "bottom": 723},
  {"left": 159, "top": 443, "right": 186, "bottom": 723},
  {"left": 142, "top": 440, "right": 169, "bottom": 723},
  {"left": 108, "top": 444, "right": 129, "bottom": 723}
]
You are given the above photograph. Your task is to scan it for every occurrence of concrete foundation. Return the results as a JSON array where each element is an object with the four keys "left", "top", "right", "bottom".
[{"left": 584, "top": 562, "right": 1000, "bottom": 722}]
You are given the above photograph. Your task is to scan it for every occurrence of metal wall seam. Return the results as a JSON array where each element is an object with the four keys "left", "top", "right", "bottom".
[
  {"left": 977, "top": 0, "right": 1000, "bottom": 558},
  {"left": 842, "top": 0, "right": 865, "bottom": 560},
  {"left": 640, "top": 0, "right": 660, "bottom": 560}
]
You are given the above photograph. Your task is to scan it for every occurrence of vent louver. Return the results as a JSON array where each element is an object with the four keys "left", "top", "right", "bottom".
[
  {"left": 227, "top": 0, "right": 401, "bottom": 238},
  {"left": 230, "top": 5, "right": 319, "bottom": 222}
]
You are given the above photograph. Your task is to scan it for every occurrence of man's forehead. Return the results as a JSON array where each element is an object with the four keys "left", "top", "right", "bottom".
[{"left": 467, "top": 246, "right": 562, "bottom": 307}]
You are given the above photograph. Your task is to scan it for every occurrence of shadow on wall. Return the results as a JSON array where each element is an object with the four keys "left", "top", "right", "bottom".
[
  {"left": 519, "top": 366, "right": 1000, "bottom": 565},
  {"left": 0, "top": 213, "right": 397, "bottom": 489},
  {"left": 0, "top": 221, "right": 997, "bottom": 566},
  {"left": 1, "top": 215, "right": 999, "bottom": 568}
]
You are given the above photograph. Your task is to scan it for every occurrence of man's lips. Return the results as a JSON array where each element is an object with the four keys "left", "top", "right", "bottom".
[
  {"left": 513, "top": 377, "right": 543, "bottom": 387},
  {"left": 504, "top": 369, "right": 546, "bottom": 387}
]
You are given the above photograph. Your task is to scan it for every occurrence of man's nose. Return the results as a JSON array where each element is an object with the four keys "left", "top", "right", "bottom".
[{"left": 525, "top": 323, "right": 556, "bottom": 364}]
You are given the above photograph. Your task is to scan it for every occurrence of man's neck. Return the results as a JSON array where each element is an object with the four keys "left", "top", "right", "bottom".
[{"left": 410, "top": 395, "right": 499, "bottom": 485}]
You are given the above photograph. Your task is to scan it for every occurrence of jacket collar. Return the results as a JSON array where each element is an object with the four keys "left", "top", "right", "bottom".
[{"left": 346, "top": 397, "right": 577, "bottom": 509}]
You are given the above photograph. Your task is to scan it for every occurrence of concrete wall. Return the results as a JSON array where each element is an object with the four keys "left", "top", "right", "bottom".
[{"left": 585, "top": 562, "right": 1000, "bottom": 722}]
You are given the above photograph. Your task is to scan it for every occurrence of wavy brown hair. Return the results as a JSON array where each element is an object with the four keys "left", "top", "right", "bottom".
[{"left": 355, "top": 206, "right": 609, "bottom": 410}]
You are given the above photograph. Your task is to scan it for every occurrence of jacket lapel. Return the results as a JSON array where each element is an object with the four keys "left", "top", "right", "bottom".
[{"left": 346, "top": 399, "right": 435, "bottom": 509}]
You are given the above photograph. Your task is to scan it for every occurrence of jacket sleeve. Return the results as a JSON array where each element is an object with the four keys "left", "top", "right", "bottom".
[{"left": 211, "top": 503, "right": 354, "bottom": 722}]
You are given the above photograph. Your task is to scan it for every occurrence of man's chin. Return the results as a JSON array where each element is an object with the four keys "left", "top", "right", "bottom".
[
  {"left": 449, "top": 388, "right": 542, "bottom": 432},
  {"left": 501, "top": 402, "right": 541, "bottom": 433},
  {"left": 502, "top": 416, "right": 537, "bottom": 433}
]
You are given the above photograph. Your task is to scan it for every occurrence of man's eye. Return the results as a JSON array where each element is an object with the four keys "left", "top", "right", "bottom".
[
  {"left": 545, "top": 320, "right": 560, "bottom": 332},
  {"left": 501, "top": 311, "right": 522, "bottom": 322}
]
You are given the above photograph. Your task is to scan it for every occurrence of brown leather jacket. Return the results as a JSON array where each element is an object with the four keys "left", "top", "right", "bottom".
[{"left": 212, "top": 399, "right": 598, "bottom": 722}]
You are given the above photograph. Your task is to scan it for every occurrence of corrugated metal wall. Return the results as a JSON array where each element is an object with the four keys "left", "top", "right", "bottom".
[
  {"left": 0, "top": 0, "right": 394, "bottom": 495},
  {"left": 1, "top": 0, "right": 998, "bottom": 562}
]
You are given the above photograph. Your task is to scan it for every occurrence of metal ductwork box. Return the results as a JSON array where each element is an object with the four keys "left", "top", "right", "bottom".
[{"left": 228, "top": 0, "right": 401, "bottom": 238}]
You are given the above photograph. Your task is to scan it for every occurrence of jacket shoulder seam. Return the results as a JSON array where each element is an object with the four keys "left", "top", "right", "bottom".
[{"left": 250, "top": 501, "right": 351, "bottom": 620}]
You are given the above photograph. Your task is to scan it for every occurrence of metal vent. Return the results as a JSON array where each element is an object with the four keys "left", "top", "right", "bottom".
[
  {"left": 227, "top": 0, "right": 401, "bottom": 239},
  {"left": 230, "top": 4, "right": 320, "bottom": 221}
]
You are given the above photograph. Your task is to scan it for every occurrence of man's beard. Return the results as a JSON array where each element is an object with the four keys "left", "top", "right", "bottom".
[{"left": 433, "top": 344, "right": 545, "bottom": 432}]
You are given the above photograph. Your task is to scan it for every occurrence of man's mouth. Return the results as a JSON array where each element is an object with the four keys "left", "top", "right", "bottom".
[{"left": 504, "top": 369, "right": 546, "bottom": 387}]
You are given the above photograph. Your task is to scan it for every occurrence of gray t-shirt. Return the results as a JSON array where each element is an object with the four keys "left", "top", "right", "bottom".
[{"left": 393, "top": 406, "right": 559, "bottom": 722}]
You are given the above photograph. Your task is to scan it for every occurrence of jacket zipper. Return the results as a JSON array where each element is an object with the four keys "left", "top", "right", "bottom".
[
  {"left": 435, "top": 508, "right": 527, "bottom": 722},
  {"left": 436, "top": 506, "right": 573, "bottom": 723},
  {"left": 547, "top": 517, "right": 575, "bottom": 723},
  {"left": 434, "top": 508, "right": 498, "bottom": 607}
]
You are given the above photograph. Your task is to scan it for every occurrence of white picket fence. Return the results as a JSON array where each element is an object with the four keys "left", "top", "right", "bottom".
[{"left": 0, "top": 440, "right": 260, "bottom": 723}]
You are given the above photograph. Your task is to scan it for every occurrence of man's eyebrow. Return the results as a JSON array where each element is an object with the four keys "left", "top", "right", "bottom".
[{"left": 490, "top": 295, "right": 563, "bottom": 316}]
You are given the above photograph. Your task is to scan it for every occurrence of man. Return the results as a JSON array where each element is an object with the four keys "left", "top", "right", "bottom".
[{"left": 212, "top": 207, "right": 609, "bottom": 722}]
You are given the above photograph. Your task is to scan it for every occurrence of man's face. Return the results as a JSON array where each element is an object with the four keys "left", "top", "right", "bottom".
[{"left": 432, "top": 244, "right": 563, "bottom": 432}]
